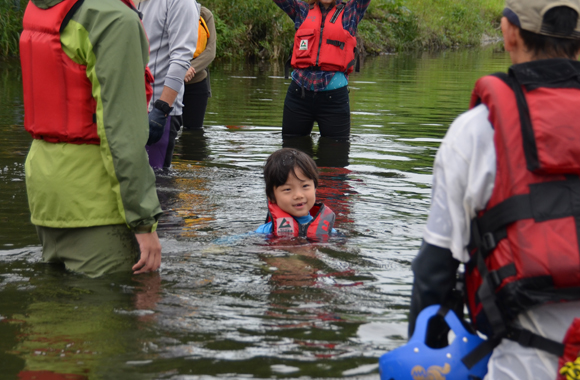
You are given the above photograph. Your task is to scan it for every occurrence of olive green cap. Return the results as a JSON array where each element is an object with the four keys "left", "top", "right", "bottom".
[{"left": 504, "top": 0, "right": 580, "bottom": 39}]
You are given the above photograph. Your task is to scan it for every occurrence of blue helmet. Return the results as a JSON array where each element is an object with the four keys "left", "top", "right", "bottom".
[{"left": 379, "top": 305, "right": 491, "bottom": 380}]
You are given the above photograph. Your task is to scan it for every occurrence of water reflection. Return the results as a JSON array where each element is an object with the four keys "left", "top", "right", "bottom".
[{"left": 0, "top": 47, "right": 512, "bottom": 379}]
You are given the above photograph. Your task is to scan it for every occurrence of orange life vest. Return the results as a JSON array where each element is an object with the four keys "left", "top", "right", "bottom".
[
  {"left": 20, "top": 0, "right": 153, "bottom": 145},
  {"left": 193, "top": 16, "right": 210, "bottom": 59},
  {"left": 266, "top": 202, "right": 335, "bottom": 241},
  {"left": 291, "top": 3, "right": 357, "bottom": 74}
]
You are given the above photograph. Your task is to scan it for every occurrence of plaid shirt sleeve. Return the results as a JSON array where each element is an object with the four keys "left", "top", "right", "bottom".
[
  {"left": 273, "top": 0, "right": 309, "bottom": 28},
  {"left": 343, "top": 0, "right": 372, "bottom": 35}
]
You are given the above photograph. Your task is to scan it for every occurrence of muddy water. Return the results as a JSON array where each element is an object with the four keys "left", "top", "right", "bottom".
[{"left": 0, "top": 47, "right": 510, "bottom": 379}]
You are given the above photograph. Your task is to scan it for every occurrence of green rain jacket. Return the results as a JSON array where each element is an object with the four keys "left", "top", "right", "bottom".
[{"left": 24, "top": 0, "right": 162, "bottom": 232}]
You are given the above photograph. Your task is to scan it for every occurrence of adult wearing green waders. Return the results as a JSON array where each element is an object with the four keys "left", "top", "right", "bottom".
[
  {"left": 273, "top": 0, "right": 370, "bottom": 139},
  {"left": 20, "top": 0, "right": 162, "bottom": 277},
  {"left": 409, "top": 1, "right": 580, "bottom": 379}
]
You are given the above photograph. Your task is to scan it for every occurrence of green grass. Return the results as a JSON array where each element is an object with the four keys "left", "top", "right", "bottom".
[
  {"left": 0, "top": 0, "right": 26, "bottom": 58},
  {"left": 404, "top": 0, "right": 504, "bottom": 48},
  {"left": 0, "top": 0, "right": 504, "bottom": 58}
]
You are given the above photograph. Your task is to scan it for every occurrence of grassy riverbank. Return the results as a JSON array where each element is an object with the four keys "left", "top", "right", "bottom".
[{"left": 0, "top": 0, "right": 503, "bottom": 58}]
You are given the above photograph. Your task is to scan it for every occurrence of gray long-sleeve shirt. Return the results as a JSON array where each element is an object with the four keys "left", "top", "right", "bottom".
[{"left": 137, "top": 0, "right": 199, "bottom": 115}]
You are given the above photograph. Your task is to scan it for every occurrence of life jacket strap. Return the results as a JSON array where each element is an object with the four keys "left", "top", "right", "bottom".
[
  {"left": 462, "top": 327, "right": 566, "bottom": 369},
  {"left": 329, "top": 3, "right": 345, "bottom": 24},
  {"left": 326, "top": 39, "right": 345, "bottom": 50},
  {"left": 59, "top": 0, "right": 85, "bottom": 33},
  {"left": 468, "top": 176, "right": 580, "bottom": 272}
]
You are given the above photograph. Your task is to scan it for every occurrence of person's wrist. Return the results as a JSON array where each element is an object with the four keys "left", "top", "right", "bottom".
[
  {"left": 153, "top": 99, "right": 173, "bottom": 116},
  {"left": 133, "top": 224, "right": 157, "bottom": 234}
]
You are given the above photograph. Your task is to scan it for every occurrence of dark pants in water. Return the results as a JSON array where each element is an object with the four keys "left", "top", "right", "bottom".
[
  {"left": 183, "top": 78, "right": 209, "bottom": 130},
  {"left": 282, "top": 81, "right": 350, "bottom": 139},
  {"left": 146, "top": 114, "right": 183, "bottom": 168},
  {"left": 36, "top": 224, "right": 140, "bottom": 278}
]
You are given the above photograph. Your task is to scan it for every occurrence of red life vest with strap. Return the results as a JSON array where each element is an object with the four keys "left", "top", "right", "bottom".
[
  {"left": 266, "top": 202, "right": 335, "bottom": 241},
  {"left": 291, "top": 3, "right": 357, "bottom": 74},
  {"left": 461, "top": 60, "right": 580, "bottom": 367},
  {"left": 20, "top": 0, "right": 153, "bottom": 145}
]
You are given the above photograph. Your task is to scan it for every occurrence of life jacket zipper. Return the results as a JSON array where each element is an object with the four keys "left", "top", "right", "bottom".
[{"left": 315, "top": 5, "right": 329, "bottom": 68}]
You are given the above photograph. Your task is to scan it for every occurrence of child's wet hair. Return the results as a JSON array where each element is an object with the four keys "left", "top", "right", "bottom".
[{"left": 264, "top": 148, "right": 319, "bottom": 202}]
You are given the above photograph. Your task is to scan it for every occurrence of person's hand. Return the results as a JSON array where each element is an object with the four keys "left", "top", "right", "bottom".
[
  {"left": 184, "top": 67, "right": 196, "bottom": 82},
  {"left": 133, "top": 231, "right": 162, "bottom": 274},
  {"left": 147, "top": 107, "right": 167, "bottom": 146}
]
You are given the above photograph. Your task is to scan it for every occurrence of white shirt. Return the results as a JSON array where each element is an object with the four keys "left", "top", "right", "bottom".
[{"left": 423, "top": 104, "right": 579, "bottom": 380}]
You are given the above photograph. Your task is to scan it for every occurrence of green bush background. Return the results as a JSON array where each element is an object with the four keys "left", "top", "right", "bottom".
[{"left": 0, "top": 0, "right": 504, "bottom": 58}]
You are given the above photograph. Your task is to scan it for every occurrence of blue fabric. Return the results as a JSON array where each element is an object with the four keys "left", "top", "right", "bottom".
[{"left": 319, "top": 72, "right": 348, "bottom": 91}]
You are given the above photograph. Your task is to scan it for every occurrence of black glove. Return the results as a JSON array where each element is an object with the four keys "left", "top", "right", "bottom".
[
  {"left": 408, "top": 240, "right": 460, "bottom": 339},
  {"left": 146, "top": 100, "right": 173, "bottom": 146}
]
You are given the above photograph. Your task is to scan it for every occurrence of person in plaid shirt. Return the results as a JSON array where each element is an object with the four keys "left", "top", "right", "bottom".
[{"left": 273, "top": 0, "right": 371, "bottom": 139}]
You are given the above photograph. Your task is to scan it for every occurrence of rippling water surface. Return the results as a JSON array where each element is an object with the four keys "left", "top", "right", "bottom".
[{"left": 0, "top": 47, "right": 510, "bottom": 379}]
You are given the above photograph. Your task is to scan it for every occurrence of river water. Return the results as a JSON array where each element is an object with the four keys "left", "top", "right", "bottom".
[{"left": 0, "top": 47, "right": 510, "bottom": 379}]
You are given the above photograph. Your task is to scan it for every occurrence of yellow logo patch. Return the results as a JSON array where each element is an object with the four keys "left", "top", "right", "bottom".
[
  {"left": 411, "top": 363, "right": 451, "bottom": 380},
  {"left": 560, "top": 357, "right": 580, "bottom": 380}
]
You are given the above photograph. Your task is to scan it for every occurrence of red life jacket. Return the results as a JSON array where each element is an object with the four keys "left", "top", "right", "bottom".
[
  {"left": 266, "top": 202, "right": 335, "bottom": 241},
  {"left": 291, "top": 3, "right": 357, "bottom": 74},
  {"left": 20, "top": 0, "right": 153, "bottom": 145},
  {"left": 461, "top": 60, "right": 580, "bottom": 364}
]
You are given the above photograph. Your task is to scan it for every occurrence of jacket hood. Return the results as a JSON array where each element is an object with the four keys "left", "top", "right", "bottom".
[{"left": 31, "top": 0, "right": 64, "bottom": 9}]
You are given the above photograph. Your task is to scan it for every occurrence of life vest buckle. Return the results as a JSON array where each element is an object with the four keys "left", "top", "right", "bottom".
[{"left": 481, "top": 232, "right": 496, "bottom": 252}]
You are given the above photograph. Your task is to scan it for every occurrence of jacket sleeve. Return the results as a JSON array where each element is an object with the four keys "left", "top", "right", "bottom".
[
  {"left": 408, "top": 241, "right": 460, "bottom": 337},
  {"left": 273, "top": 0, "right": 307, "bottom": 23},
  {"left": 164, "top": 0, "right": 198, "bottom": 93},
  {"left": 190, "top": 7, "right": 216, "bottom": 74},
  {"left": 66, "top": 1, "right": 162, "bottom": 230}
]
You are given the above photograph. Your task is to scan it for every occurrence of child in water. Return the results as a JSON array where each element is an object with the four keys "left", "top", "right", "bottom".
[{"left": 256, "top": 148, "right": 336, "bottom": 240}]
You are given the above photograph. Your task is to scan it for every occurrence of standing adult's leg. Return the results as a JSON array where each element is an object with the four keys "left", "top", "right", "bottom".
[
  {"left": 36, "top": 225, "right": 140, "bottom": 278},
  {"left": 163, "top": 115, "right": 183, "bottom": 168},
  {"left": 182, "top": 78, "right": 210, "bottom": 130},
  {"left": 315, "top": 86, "right": 350, "bottom": 139},
  {"left": 282, "top": 81, "right": 316, "bottom": 137}
]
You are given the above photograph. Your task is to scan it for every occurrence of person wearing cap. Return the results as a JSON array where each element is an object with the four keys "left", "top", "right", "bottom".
[
  {"left": 408, "top": 1, "right": 580, "bottom": 379},
  {"left": 273, "top": 0, "right": 371, "bottom": 140}
]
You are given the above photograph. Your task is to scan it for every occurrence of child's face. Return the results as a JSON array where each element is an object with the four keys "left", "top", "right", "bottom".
[{"left": 271, "top": 168, "right": 316, "bottom": 217}]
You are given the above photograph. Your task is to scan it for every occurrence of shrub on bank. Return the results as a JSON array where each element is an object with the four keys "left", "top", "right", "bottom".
[
  {"left": 0, "top": 0, "right": 26, "bottom": 57},
  {"left": 0, "top": 0, "right": 503, "bottom": 58}
]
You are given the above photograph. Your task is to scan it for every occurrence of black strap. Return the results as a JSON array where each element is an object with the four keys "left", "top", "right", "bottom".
[
  {"left": 507, "top": 328, "right": 566, "bottom": 357},
  {"left": 330, "top": 3, "right": 345, "bottom": 24},
  {"left": 326, "top": 39, "right": 345, "bottom": 50},
  {"left": 470, "top": 176, "right": 580, "bottom": 259},
  {"left": 477, "top": 275, "right": 507, "bottom": 336},
  {"left": 462, "top": 326, "right": 566, "bottom": 369},
  {"left": 462, "top": 336, "right": 502, "bottom": 369},
  {"left": 59, "top": 0, "right": 86, "bottom": 34},
  {"left": 284, "top": 52, "right": 292, "bottom": 79},
  {"left": 354, "top": 47, "right": 360, "bottom": 73},
  {"left": 492, "top": 72, "right": 540, "bottom": 171}
]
